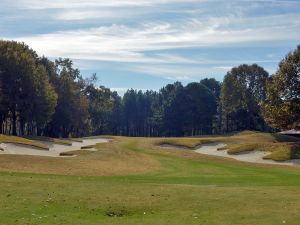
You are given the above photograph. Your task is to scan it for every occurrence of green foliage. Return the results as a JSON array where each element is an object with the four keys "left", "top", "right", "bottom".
[
  {"left": 0, "top": 40, "right": 299, "bottom": 138},
  {"left": 119, "top": 81, "right": 217, "bottom": 137},
  {"left": 43, "top": 58, "right": 89, "bottom": 138},
  {"left": 0, "top": 40, "right": 57, "bottom": 135},
  {"left": 32, "top": 65, "right": 58, "bottom": 129},
  {"left": 263, "top": 45, "right": 300, "bottom": 129},
  {"left": 87, "top": 85, "right": 121, "bottom": 135},
  {"left": 220, "top": 64, "right": 269, "bottom": 132},
  {"left": 200, "top": 78, "right": 221, "bottom": 99},
  {"left": 183, "top": 83, "right": 217, "bottom": 135}
]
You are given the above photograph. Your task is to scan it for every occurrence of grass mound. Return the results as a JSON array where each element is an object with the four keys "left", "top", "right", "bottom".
[
  {"left": 227, "top": 143, "right": 259, "bottom": 154},
  {"left": 59, "top": 150, "right": 94, "bottom": 156},
  {"left": 81, "top": 145, "right": 96, "bottom": 149},
  {"left": 223, "top": 132, "right": 300, "bottom": 160},
  {"left": 156, "top": 131, "right": 300, "bottom": 161},
  {"left": 263, "top": 144, "right": 300, "bottom": 161},
  {"left": 67, "top": 138, "right": 84, "bottom": 143},
  {"left": 157, "top": 138, "right": 213, "bottom": 149},
  {"left": 0, "top": 135, "right": 48, "bottom": 150},
  {"left": 28, "top": 136, "right": 73, "bottom": 145}
]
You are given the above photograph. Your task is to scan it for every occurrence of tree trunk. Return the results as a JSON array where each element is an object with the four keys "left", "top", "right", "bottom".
[
  {"left": 12, "top": 109, "right": 17, "bottom": 136},
  {"left": 20, "top": 119, "right": 25, "bottom": 136},
  {"left": 226, "top": 114, "right": 229, "bottom": 133}
]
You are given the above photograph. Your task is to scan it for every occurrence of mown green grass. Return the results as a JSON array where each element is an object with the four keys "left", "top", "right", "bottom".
[
  {"left": 1, "top": 135, "right": 300, "bottom": 224},
  {"left": 0, "top": 135, "right": 48, "bottom": 150}
]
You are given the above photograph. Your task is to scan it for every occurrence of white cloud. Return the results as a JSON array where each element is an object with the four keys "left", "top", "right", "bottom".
[
  {"left": 111, "top": 87, "right": 148, "bottom": 92},
  {"left": 8, "top": 0, "right": 203, "bottom": 10},
  {"left": 1, "top": 0, "right": 299, "bottom": 81},
  {"left": 12, "top": 13, "right": 300, "bottom": 65},
  {"left": 110, "top": 87, "right": 150, "bottom": 96}
]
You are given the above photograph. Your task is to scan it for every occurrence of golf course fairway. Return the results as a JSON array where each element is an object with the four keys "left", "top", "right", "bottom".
[{"left": 1, "top": 134, "right": 300, "bottom": 225}]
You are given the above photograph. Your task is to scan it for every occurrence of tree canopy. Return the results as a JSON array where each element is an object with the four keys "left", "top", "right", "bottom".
[
  {"left": 263, "top": 45, "right": 300, "bottom": 130},
  {"left": 0, "top": 40, "right": 299, "bottom": 137},
  {"left": 0, "top": 40, "right": 57, "bottom": 135},
  {"left": 220, "top": 64, "right": 269, "bottom": 132}
]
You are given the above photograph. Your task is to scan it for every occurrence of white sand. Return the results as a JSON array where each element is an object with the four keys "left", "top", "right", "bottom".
[
  {"left": 161, "top": 142, "right": 300, "bottom": 167},
  {"left": 0, "top": 138, "right": 109, "bottom": 157},
  {"left": 195, "top": 142, "right": 300, "bottom": 166}
]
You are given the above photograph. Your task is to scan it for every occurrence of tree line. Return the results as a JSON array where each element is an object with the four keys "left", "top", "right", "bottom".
[{"left": 0, "top": 40, "right": 299, "bottom": 137}]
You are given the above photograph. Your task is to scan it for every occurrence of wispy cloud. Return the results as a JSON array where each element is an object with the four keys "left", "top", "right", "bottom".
[
  {"left": 13, "top": 13, "right": 300, "bottom": 64},
  {"left": 7, "top": 0, "right": 203, "bottom": 9},
  {"left": 1, "top": 0, "right": 299, "bottom": 86}
]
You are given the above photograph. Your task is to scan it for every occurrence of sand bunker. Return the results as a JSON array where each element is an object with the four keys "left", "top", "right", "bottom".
[
  {"left": 0, "top": 138, "right": 109, "bottom": 157},
  {"left": 162, "top": 142, "right": 300, "bottom": 167}
]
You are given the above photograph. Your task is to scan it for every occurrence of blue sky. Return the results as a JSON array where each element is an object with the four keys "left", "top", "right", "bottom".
[{"left": 1, "top": 0, "right": 300, "bottom": 95}]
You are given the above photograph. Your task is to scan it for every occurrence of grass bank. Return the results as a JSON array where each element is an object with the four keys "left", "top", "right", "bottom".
[
  {"left": 27, "top": 136, "right": 73, "bottom": 146},
  {"left": 0, "top": 135, "right": 48, "bottom": 150},
  {"left": 157, "top": 131, "right": 300, "bottom": 161}
]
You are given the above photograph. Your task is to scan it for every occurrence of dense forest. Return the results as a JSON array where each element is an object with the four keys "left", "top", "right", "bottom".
[{"left": 0, "top": 40, "right": 299, "bottom": 138}]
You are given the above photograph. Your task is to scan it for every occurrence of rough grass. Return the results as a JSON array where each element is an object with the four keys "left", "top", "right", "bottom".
[
  {"left": 27, "top": 136, "right": 72, "bottom": 145},
  {"left": 67, "top": 138, "right": 84, "bottom": 143},
  {"left": 0, "top": 134, "right": 48, "bottom": 150},
  {"left": 0, "top": 137, "right": 159, "bottom": 176},
  {"left": 156, "top": 138, "right": 214, "bottom": 149},
  {"left": 1, "top": 136, "right": 300, "bottom": 224},
  {"left": 59, "top": 150, "right": 94, "bottom": 156},
  {"left": 263, "top": 144, "right": 300, "bottom": 161},
  {"left": 224, "top": 132, "right": 300, "bottom": 161},
  {"left": 81, "top": 145, "right": 96, "bottom": 149},
  {"left": 157, "top": 131, "right": 300, "bottom": 161}
]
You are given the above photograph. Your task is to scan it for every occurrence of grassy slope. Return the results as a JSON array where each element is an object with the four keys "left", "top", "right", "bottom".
[
  {"left": 0, "top": 138, "right": 159, "bottom": 176},
  {"left": 158, "top": 131, "right": 300, "bottom": 161},
  {"left": 1, "top": 135, "right": 300, "bottom": 224},
  {"left": 0, "top": 135, "right": 48, "bottom": 150},
  {"left": 27, "top": 136, "right": 73, "bottom": 146},
  {"left": 81, "top": 145, "right": 96, "bottom": 149},
  {"left": 157, "top": 138, "right": 214, "bottom": 148},
  {"left": 59, "top": 150, "right": 95, "bottom": 156}
]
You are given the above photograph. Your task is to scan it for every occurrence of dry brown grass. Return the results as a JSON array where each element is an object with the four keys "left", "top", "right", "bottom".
[
  {"left": 156, "top": 138, "right": 215, "bottom": 149},
  {"left": 59, "top": 150, "right": 94, "bottom": 156},
  {"left": 81, "top": 145, "right": 96, "bottom": 149},
  {"left": 0, "top": 135, "right": 48, "bottom": 149},
  {"left": 154, "top": 131, "right": 300, "bottom": 161},
  {"left": 0, "top": 137, "right": 160, "bottom": 176},
  {"left": 27, "top": 136, "right": 73, "bottom": 145},
  {"left": 67, "top": 138, "right": 84, "bottom": 143}
]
